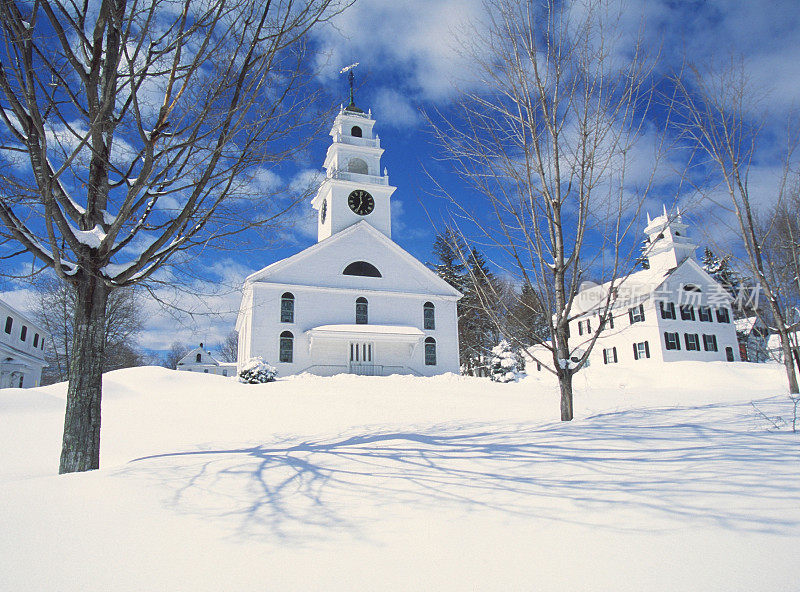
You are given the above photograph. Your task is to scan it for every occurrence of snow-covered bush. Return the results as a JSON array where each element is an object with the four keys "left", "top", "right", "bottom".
[
  {"left": 489, "top": 340, "right": 524, "bottom": 383},
  {"left": 238, "top": 357, "right": 277, "bottom": 384}
]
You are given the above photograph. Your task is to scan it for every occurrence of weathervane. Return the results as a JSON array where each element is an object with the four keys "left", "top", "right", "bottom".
[{"left": 339, "top": 62, "right": 360, "bottom": 111}]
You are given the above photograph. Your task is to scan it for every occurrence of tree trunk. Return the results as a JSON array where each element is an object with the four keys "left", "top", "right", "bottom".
[
  {"left": 775, "top": 327, "right": 800, "bottom": 394},
  {"left": 559, "top": 371, "right": 574, "bottom": 421},
  {"left": 59, "top": 276, "right": 109, "bottom": 474}
]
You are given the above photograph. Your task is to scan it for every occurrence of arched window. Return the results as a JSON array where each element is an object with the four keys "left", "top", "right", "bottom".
[
  {"left": 356, "top": 297, "right": 368, "bottom": 325},
  {"left": 348, "top": 157, "right": 368, "bottom": 175},
  {"left": 424, "top": 337, "right": 437, "bottom": 366},
  {"left": 280, "top": 292, "right": 294, "bottom": 323},
  {"left": 351, "top": 125, "right": 362, "bottom": 137},
  {"left": 343, "top": 261, "right": 382, "bottom": 277},
  {"left": 279, "top": 331, "right": 294, "bottom": 363},
  {"left": 196, "top": 353, "right": 202, "bottom": 363},
  {"left": 423, "top": 302, "right": 435, "bottom": 330}
]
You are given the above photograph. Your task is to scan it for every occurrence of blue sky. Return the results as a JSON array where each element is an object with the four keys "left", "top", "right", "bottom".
[{"left": 2, "top": 0, "right": 800, "bottom": 355}]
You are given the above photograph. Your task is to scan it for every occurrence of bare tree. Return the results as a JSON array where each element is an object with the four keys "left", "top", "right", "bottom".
[
  {"left": 31, "top": 275, "right": 147, "bottom": 385},
  {"left": 671, "top": 61, "right": 800, "bottom": 393},
  {"left": 429, "top": 0, "right": 660, "bottom": 420},
  {"left": 162, "top": 341, "right": 190, "bottom": 370},
  {"left": 215, "top": 330, "right": 238, "bottom": 363},
  {"left": 0, "top": 0, "right": 351, "bottom": 472}
]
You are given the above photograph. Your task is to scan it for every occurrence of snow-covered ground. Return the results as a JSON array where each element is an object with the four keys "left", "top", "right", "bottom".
[{"left": 1, "top": 362, "right": 798, "bottom": 591}]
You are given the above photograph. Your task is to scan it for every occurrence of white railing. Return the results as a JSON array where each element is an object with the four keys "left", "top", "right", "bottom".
[
  {"left": 334, "top": 134, "right": 380, "bottom": 149},
  {"left": 327, "top": 169, "right": 389, "bottom": 186}
]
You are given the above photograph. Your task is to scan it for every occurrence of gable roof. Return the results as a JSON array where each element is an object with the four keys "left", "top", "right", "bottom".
[
  {"left": 571, "top": 257, "right": 732, "bottom": 317},
  {"left": 244, "top": 221, "right": 462, "bottom": 298},
  {"left": 177, "top": 346, "right": 220, "bottom": 366}
]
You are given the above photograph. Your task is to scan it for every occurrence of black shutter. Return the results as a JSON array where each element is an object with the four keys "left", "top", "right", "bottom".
[
  {"left": 676, "top": 333, "right": 681, "bottom": 350},
  {"left": 613, "top": 347, "right": 618, "bottom": 363},
  {"left": 639, "top": 304, "right": 645, "bottom": 322},
  {"left": 633, "top": 343, "right": 639, "bottom": 360},
  {"left": 603, "top": 349, "right": 608, "bottom": 364},
  {"left": 629, "top": 308, "right": 634, "bottom": 324},
  {"left": 644, "top": 341, "right": 650, "bottom": 358}
]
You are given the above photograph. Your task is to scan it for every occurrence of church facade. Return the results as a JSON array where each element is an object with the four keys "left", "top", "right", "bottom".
[{"left": 236, "top": 100, "right": 462, "bottom": 377}]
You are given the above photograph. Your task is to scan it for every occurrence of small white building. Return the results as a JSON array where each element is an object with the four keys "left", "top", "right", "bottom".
[
  {"left": 176, "top": 343, "right": 237, "bottom": 377},
  {"left": 236, "top": 97, "right": 461, "bottom": 377},
  {"left": 1, "top": 296, "right": 48, "bottom": 388},
  {"left": 568, "top": 211, "right": 741, "bottom": 368},
  {"left": 734, "top": 316, "right": 770, "bottom": 362}
]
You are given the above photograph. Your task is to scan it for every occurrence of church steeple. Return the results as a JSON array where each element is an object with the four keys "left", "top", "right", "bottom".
[
  {"left": 643, "top": 206, "right": 697, "bottom": 270},
  {"left": 310, "top": 69, "right": 397, "bottom": 242}
]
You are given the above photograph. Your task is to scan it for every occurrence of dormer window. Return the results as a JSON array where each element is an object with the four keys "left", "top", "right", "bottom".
[
  {"left": 343, "top": 261, "right": 381, "bottom": 277},
  {"left": 196, "top": 353, "right": 202, "bottom": 363},
  {"left": 351, "top": 125, "right": 362, "bottom": 137}
]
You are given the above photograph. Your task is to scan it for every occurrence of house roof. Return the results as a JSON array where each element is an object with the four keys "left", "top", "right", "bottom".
[{"left": 177, "top": 346, "right": 220, "bottom": 366}]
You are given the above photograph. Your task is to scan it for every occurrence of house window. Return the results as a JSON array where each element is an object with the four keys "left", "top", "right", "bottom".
[
  {"left": 355, "top": 297, "right": 368, "bottom": 325},
  {"left": 703, "top": 334, "right": 718, "bottom": 352},
  {"left": 599, "top": 313, "right": 614, "bottom": 330},
  {"left": 33, "top": 333, "right": 39, "bottom": 348},
  {"left": 279, "top": 331, "right": 293, "bottom": 363},
  {"left": 196, "top": 353, "right": 202, "bottom": 363},
  {"left": 423, "top": 302, "right": 435, "bottom": 330},
  {"left": 628, "top": 304, "right": 645, "bottom": 324},
  {"left": 4, "top": 316, "right": 11, "bottom": 334},
  {"left": 602, "top": 347, "right": 618, "bottom": 364},
  {"left": 578, "top": 319, "right": 592, "bottom": 335},
  {"left": 222, "top": 370, "right": 228, "bottom": 377},
  {"left": 716, "top": 308, "right": 731, "bottom": 323},
  {"left": 280, "top": 292, "right": 294, "bottom": 323},
  {"left": 680, "top": 305, "right": 695, "bottom": 321},
  {"left": 698, "top": 306, "right": 713, "bottom": 322},
  {"left": 343, "top": 261, "right": 382, "bottom": 277},
  {"left": 203, "top": 369, "right": 209, "bottom": 373},
  {"left": 725, "top": 346, "right": 735, "bottom": 361},
  {"left": 633, "top": 341, "right": 650, "bottom": 360},
  {"left": 20, "top": 325, "right": 27, "bottom": 341},
  {"left": 351, "top": 125, "right": 362, "bottom": 137},
  {"left": 659, "top": 301, "right": 676, "bottom": 320},
  {"left": 684, "top": 333, "right": 701, "bottom": 351},
  {"left": 664, "top": 331, "right": 681, "bottom": 350},
  {"left": 683, "top": 284, "right": 702, "bottom": 293},
  {"left": 424, "top": 337, "right": 437, "bottom": 365}
]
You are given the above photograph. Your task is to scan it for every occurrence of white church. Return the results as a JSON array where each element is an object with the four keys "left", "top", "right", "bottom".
[
  {"left": 565, "top": 209, "right": 741, "bottom": 368},
  {"left": 236, "top": 89, "right": 461, "bottom": 376}
]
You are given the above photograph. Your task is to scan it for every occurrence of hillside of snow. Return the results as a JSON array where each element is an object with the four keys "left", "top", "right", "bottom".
[{"left": 1, "top": 362, "right": 799, "bottom": 591}]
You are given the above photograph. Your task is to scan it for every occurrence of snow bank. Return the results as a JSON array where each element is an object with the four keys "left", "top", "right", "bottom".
[{"left": 1, "top": 363, "right": 797, "bottom": 591}]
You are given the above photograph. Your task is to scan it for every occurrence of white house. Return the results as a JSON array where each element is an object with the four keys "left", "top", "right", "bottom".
[
  {"left": 236, "top": 96, "right": 462, "bottom": 377},
  {"left": 1, "top": 296, "right": 48, "bottom": 388},
  {"left": 567, "top": 210, "right": 741, "bottom": 368},
  {"left": 734, "top": 316, "right": 771, "bottom": 362},
  {"left": 176, "top": 343, "right": 237, "bottom": 377}
]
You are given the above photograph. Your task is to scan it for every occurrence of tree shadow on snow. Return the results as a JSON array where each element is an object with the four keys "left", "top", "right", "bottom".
[{"left": 124, "top": 397, "right": 800, "bottom": 541}]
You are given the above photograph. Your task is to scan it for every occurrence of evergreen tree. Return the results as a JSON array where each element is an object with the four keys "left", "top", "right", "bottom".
[
  {"left": 489, "top": 339, "right": 524, "bottom": 383},
  {"left": 429, "top": 229, "right": 468, "bottom": 292},
  {"left": 506, "top": 283, "right": 550, "bottom": 347},
  {"left": 461, "top": 249, "right": 503, "bottom": 375}
]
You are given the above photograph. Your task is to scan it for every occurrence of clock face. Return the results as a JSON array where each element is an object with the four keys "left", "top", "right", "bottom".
[
  {"left": 320, "top": 199, "right": 327, "bottom": 224},
  {"left": 348, "top": 189, "right": 374, "bottom": 216}
]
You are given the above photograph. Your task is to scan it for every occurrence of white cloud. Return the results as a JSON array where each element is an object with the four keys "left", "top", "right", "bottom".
[{"left": 372, "top": 88, "right": 421, "bottom": 128}]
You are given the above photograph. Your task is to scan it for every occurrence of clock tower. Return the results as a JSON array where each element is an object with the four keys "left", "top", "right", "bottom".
[{"left": 311, "top": 83, "right": 397, "bottom": 242}]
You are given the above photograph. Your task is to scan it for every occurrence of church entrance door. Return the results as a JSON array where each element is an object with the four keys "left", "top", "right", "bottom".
[{"left": 349, "top": 341, "right": 376, "bottom": 375}]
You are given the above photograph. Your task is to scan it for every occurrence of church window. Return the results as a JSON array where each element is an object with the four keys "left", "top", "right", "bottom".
[
  {"left": 343, "top": 261, "right": 382, "bottom": 277},
  {"left": 698, "top": 306, "right": 712, "bottom": 322},
  {"left": 680, "top": 305, "right": 695, "bottom": 321},
  {"left": 33, "top": 333, "right": 39, "bottom": 348},
  {"left": 424, "top": 337, "right": 437, "bottom": 365},
  {"left": 682, "top": 284, "right": 701, "bottom": 292},
  {"left": 4, "top": 316, "right": 11, "bottom": 334},
  {"left": 281, "top": 292, "right": 295, "bottom": 323},
  {"left": 423, "top": 302, "right": 435, "bottom": 330},
  {"left": 20, "top": 325, "right": 27, "bottom": 341},
  {"left": 196, "top": 353, "right": 202, "bottom": 363},
  {"left": 351, "top": 125, "right": 362, "bottom": 138},
  {"left": 279, "top": 331, "right": 294, "bottom": 362},
  {"left": 355, "top": 297, "right": 368, "bottom": 324},
  {"left": 716, "top": 307, "right": 731, "bottom": 323},
  {"left": 725, "top": 346, "right": 735, "bottom": 361},
  {"left": 348, "top": 157, "right": 368, "bottom": 175}
]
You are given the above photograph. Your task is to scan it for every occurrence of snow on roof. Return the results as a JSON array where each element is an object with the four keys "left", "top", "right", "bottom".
[
  {"left": 571, "top": 265, "right": 673, "bottom": 316},
  {"left": 734, "top": 316, "right": 760, "bottom": 334}
]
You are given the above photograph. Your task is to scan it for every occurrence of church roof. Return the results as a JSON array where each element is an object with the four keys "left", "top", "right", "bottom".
[{"left": 244, "top": 221, "right": 462, "bottom": 299}]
